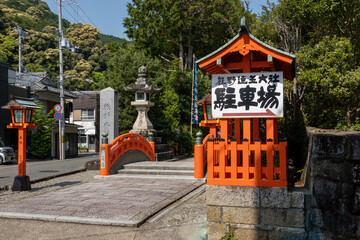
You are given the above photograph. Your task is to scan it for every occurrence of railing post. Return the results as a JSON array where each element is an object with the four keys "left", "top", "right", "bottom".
[
  {"left": 149, "top": 132, "right": 155, "bottom": 161},
  {"left": 266, "top": 138, "right": 274, "bottom": 181},
  {"left": 207, "top": 138, "right": 214, "bottom": 180},
  {"left": 100, "top": 133, "right": 110, "bottom": 176},
  {"left": 242, "top": 138, "right": 249, "bottom": 180},
  {"left": 279, "top": 138, "right": 287, "bottom": 182},
  {"left": 194, "top": 131, "right": 204, "bottom": 178},
  {"left": 254, "top": 138, "right": 262, "bottom": 181}
]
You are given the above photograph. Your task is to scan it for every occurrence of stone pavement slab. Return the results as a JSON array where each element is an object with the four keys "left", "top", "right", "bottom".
[{"left": 0, "top": 176, "right": 203, "bottom": 227}]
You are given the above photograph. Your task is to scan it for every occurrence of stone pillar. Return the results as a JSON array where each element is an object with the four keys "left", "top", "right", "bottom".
[{"left": 100, "top": 87, "right": 119, "bottom": 144}]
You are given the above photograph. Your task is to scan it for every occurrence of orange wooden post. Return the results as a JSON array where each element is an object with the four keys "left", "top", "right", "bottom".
[
  {"left": 219, "top": 119, "right": 229, "bottom": 144},
  {"left": 194, "top": 132, "right": 204, "bottom": 178},
  {"left": 266, "top": 139, "right": 274, "bottom": 181},
  {"left": 253, "top": 119, "right": 259, "bottom": 140},
  {"left": 230, "top": 139, "right": 237, "bottom": 179},
  {"left": 243, "top": 119, "right": 251, "bottom": 142},
  {"left": 234, "top": 118, "right": 241, "bottom": 143},
  {"left": 279, "top": 139, "right": 287, "bottom": 182},
  {"left": 254, "top": 139, "right": 261, "bottom": 181},
  {"left": 207, "top": 138, "right": 214, "bottom": 180},
  {"left": 266, "top": 119, "right": 275, "bottom": 141},
  {"left": 100, "top": 133, "right": 110, "bottom": 176},
  {"left": 219, "top": 139, "right": 226, "bottom": 179},
  {"left": 242, "top": 139, "right": 249, "bottom": 180},
  {"left": 18, "top": 128, "right": 26, "bottom": 177}
]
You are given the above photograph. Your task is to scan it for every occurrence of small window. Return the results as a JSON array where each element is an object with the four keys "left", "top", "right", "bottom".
[
  {"left": 81, "top": 109, "right": 95, "bottom": 120},
  {"left": 136, "top": 92, "right": 146, "bottom": 101},
  {"left": 79, "top": 135, "right": 87, "bottom": 144},
  {"left": 206, "top": 104, "right": 215, "bottom": 120}
]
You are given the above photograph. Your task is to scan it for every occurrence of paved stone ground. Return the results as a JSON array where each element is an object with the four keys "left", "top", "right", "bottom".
[
  {"left": 0, "top": 170, "right": 207, "bottom": 240},
  {"left": 0, "top": 193, "right": 207, "bottom": 240},
  {"left": 0, "top": 173, "right": 202, "bottom": 227}
]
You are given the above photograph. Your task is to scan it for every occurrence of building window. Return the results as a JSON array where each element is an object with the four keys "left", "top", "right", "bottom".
[{"left": 81, "top": 109, "right": 95, "bottom": 120}]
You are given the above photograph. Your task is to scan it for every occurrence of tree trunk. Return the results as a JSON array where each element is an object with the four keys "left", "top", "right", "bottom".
[
  {"left": 186, "top": 39, "right": 193, "bottom": 71},
  {"left": 293, "top": 78, "right": 297, "bottom": 119},
  {"left": 179, "top": 33, "right": 184, "bottom": 72},
  {"left": 346, "top": 107, "right": 352, "bottom": 127}
]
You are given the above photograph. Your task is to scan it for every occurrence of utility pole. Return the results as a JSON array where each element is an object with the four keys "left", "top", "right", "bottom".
[
  {"left": 15, "top": 26, "right": 25, "bottom": 73},
  {"left": 58, "top": 0, "right": 65, "bottom": 160}
]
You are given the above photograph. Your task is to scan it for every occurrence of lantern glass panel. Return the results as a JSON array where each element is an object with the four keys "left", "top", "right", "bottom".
[
  {"left": 205, "top": 104, "right": 215, "bottom": 120},
  {"left": 13, "top": 109, "right": 23, "bottom": 123},
  {"left": 136, "top": 92, "right": 146, "bottom": 101},
  {"left": 25, "top": 109, "right": 32, "bottom": 123}
]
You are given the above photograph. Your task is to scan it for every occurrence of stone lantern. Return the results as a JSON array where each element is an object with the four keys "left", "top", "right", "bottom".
[{"left": 125, "top": 66, "right": 161, "bottom": 137}]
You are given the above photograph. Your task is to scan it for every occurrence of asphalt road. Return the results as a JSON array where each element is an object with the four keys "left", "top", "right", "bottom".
[{"left": 0, "top": 153, "right": 98, "bottom": 188}]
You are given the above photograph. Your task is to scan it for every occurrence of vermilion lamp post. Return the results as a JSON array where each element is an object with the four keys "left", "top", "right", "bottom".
[{"left": 1, "top": 97, "right": 40, "bottom": 191}]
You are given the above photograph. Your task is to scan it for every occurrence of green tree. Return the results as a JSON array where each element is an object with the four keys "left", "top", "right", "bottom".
[
  {"left": 0, "top": 35, "right": 18, "bottom": 64},
  {"left": 297, "top": 36, "right": 359, "bottom": 128},
  {"left": 105, "top": 44, "right": 165, "bottom": 133},
  {"left": 29, "top": 105, "right": 56, "bottom": 159},
  {"left": 124, "top": 0, "right": 255, "bottom": 71}
]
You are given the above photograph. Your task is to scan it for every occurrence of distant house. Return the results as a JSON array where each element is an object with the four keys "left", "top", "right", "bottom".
[
  {"left": 70, "top": 91, "right": 100, "bottom": 152},
  {"left": 11, "top": 72, "right": 80, "bottom": 158}
]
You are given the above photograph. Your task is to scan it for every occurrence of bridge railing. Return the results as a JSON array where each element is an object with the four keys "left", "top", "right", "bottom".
[
  {"left": 100, "top": 133, "right": 155, "bottom": 176},
  {"left": 207, "top": 138, "right": 287, "bottom": 187}
]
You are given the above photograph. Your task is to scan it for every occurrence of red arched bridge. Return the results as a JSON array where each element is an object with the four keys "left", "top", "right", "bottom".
[{"left": 100, "top": 133, "right": 155, "bottom": 176}]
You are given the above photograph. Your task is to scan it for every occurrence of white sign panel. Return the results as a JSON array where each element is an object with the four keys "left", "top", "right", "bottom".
[
  {"left": 211, "top": 72, "right": 283, "bottom": 118},
  {"left": 101, "top": 148, "right": 106, "bottom": 169}
]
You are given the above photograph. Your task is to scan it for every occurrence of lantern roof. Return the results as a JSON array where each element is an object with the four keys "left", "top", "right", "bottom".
[
  {"left": 1, "top": 97, "right": 40, "bottom": 109},
  {"left": 196, "top": 93, "right": 211, "bottom": 105},
  {"left": 196, "top": 17, "right": 296, "bottom": 80},
  {"left": 125, "top": 66, "right": 161, "bottom": 93}
]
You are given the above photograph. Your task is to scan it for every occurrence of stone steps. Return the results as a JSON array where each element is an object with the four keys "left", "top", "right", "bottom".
[
  {"left": 118, "top": 169, "right": 194, "bottom": 176},
  {"left": 123, "top": 162, "right": 194, "bottom": 171},
  {"left": 117, "top": 158, "right": 195, "bottom": 177},
  {"left": 156, "top": 151, "right": 173, "bottom": 161}
]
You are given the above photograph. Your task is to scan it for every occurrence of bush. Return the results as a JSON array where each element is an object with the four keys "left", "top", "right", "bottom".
[
  {"left": 28, "top": 104, "right": 55, "bottom": 159},
  {"left": 169, "top": 131, "right": 193, "bottom": 155}
]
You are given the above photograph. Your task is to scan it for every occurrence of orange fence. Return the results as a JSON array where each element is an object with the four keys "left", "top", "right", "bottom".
[
  {"left": 100, "top": 133, "right": 155, "bottom": 176},
  {"left": 206, "top": 138, "right": 287, "bottom": 187}
]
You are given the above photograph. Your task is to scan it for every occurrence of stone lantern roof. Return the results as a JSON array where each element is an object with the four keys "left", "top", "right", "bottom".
[{"left": 124, "top": 66, "right": 161, "bottom": 93}]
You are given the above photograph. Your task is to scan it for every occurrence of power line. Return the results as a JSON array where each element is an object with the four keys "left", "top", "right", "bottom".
[
  {"left": 62, "top": 4, "right": 78, "bottom": 23},
  {"left": 67, "top": 2, "right": 87, "bottom": 25},
  {"left": 74, "top": 1, "right": 99, "bottom": 29}
]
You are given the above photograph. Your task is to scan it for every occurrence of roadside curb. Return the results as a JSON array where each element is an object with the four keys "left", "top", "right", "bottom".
[{"left": 0, "top": 212, "right": 138, "bottom": 227}]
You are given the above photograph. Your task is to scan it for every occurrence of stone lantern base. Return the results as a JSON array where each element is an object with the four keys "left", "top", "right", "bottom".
[{"left": 130, "top": 101, "right": 156, "bottom": 138}]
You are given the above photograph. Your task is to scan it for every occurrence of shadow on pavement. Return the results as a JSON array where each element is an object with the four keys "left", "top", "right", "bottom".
[{"left": 30, "top": 181, "right": 81, "bottom": 192}]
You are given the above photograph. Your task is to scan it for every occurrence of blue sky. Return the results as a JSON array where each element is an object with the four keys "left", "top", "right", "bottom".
[{"left": 43, "top": 0, "right": 277, "bottom": 40}]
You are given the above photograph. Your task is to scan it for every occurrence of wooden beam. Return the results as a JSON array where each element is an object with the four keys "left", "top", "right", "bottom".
[{"left": 224, "top": 61, "right": 273, "bottom": 70}]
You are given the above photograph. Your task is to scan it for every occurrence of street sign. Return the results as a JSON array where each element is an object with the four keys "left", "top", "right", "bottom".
[
  {"left": 54, "top": 104, "right": 62, "bottom": 112},
  {"left": 54, "top": 112, "right": 62, "bottom": 120},
  {"left": 211, "top": 72, "right": 284, "bottom": 118}
]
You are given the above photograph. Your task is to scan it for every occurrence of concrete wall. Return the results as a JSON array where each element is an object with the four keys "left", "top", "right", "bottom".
[
  {"left": 303, "top": 128, "right": 360, "bottom": 240},
  {"left": 206, "top": 185, "right": 310, "bottom": 240}
]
